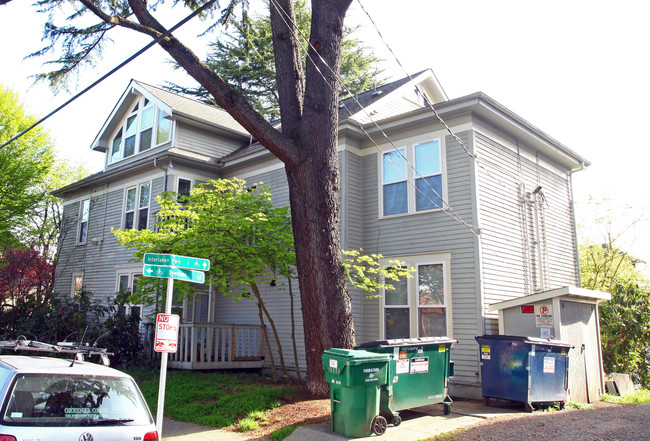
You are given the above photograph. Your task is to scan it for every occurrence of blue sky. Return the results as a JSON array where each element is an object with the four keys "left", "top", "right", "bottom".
[{"left": 2, "top": 0, "right": 649, "bottom": 272}]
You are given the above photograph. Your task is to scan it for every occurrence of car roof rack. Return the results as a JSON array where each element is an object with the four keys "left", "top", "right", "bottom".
[{"left": 0, "top": 337, "right": 114, "bottom": 366}]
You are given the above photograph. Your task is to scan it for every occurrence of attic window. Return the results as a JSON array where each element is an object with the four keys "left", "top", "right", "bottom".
[{"left": 108, "top": 96, "right": 173, "bottom": 164}]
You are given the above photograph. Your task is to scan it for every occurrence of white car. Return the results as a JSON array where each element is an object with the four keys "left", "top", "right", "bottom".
[{"left": 0, "top": 350, "right": 158, "bottom": 441}]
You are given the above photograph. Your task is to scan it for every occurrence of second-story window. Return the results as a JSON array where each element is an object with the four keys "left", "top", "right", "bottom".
[
  {"left": 380, "top": 138, "right": 444, "bottom": 217},
  {"left": 77, "top": 199, "right": 90, "bottom": 244},
  {"left": 382, "top": 148, "right": 408, "bottom": 216},
  {"left": 109, "top": 97, "right": 172, "bottom": 164},
  {"left": 124, "top": 182, "right": 151, "bottom": 230}
]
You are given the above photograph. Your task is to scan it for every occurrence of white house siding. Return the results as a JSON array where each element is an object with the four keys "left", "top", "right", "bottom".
[
  {"left": 175, "top": 122, "right": 245, "bottom": 159},
  {"left": 217, "top": 164, "right": 306, "bottom": 375},
  {"left": 55, "top": 175, "right": 165, "bottom": 310},
  {"left": 339, "top": 148, "right": 374, "bottom": 349},
  {"left": 357, "top": 128, "right": 482, "bottom": 396},
  {"left": 474, "top": 129, "right": 579, "bottom": 335}
]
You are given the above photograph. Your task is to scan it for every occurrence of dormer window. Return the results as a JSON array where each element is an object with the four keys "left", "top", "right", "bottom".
[{"left": 109, "top": 97, "right": 172, "bottom": 164}]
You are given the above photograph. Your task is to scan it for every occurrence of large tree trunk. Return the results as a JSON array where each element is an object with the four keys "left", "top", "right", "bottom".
[
  {"left": 280, "top": 0, "right": 356, "bottom": 396},
  {"left": 286, "top": 151, "right": 355, "bottom": 396},
  {"left": 99, "top": 0, "right": 355, "bottom": 397}
]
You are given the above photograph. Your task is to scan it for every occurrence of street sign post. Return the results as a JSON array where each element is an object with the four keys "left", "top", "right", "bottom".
[
  {"left": 142, "top": 253, "right": 209, "bottom": 438},
  {"left": 144, "top": 253, "right": 210, "bottom": 271},
  {"left": 143, "top": 264, "right": 205, "bottom": 284}
]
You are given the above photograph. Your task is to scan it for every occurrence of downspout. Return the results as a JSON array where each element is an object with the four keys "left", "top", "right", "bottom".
[
  {"left": 569, "top": 162, "right": 585, "bottom": 287},
  {"left": 154, "top": 157, "right": 170, "bottom": 192}
]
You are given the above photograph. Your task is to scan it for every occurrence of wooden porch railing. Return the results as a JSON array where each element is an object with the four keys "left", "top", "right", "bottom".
[{"left": 168, "top": 323, "right": 265, "bottom": 370}]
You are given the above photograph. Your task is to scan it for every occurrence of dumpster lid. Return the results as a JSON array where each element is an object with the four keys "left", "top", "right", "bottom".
[
  {"left": 323, "top": 348, "right": 392, "bottom": 363},
  {"left": 475, "top": 334, "right": 574, "bottom": 348},
  {"left": 356, "top": 336, "right": 458, "bottom": 349}
]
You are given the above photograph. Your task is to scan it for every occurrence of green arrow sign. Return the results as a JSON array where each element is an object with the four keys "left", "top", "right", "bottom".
[
  {"left": 143, "top": 253, "right": 210, "bottom": 271},
  {"left": 143, "top": 264, "right": 206, "bottom": 284}
]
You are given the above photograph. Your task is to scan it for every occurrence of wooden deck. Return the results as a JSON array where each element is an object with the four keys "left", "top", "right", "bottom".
[{"left": 168, "top": 323, "right": 265, "bottom": 370}]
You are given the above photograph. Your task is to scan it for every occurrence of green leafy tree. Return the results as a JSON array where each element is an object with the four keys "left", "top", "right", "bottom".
[
  {"left": 342, "top": 249, "right": 414, "bottom": 295},
  {"left": 598, "top": 283, "right": 650, "bottom": 388},
  {"left": 578, "top": 197, "right": 648, "bottom": 292},
  {"left": 115, "top": 179, "right": 297, "bottom": 377},
  {"left": 578, "top": 197, "right": 649, "bottom": 387},
  {"left": 30, "top": 0, "right": 370, "bottom": 395},
  {"left": 114, "top": 179, "right": 413, "bottom": 378},
  {"left": 167, "top": 0, "right": 384, "bottom": 120},
  {"left": 0, "top": 85, "right": 56, "bottom": 248},
  {"left": 580, "top": 242, "right": 646, "bottom": 293},
  {"left": 12, "top": 160, "right": 88, "bottom": 261}
]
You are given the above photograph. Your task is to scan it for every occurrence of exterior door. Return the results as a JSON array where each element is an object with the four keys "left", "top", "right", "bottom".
[{"left": 560, "top": 301, "right": 602, "bottom": 402}]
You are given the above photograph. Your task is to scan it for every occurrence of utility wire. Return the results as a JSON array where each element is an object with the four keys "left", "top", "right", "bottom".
[
  {"left": 356, "top": 0, "right": 513, "bottom": 192},
  {"left": 268, "top": 0, "right": 480, "bottom": 236},
  {"left": 355, "top": 1, "right": 546, "bottom": 285},
  {"left": 0, "top": 0, "right": 219, "bottom": 151}
]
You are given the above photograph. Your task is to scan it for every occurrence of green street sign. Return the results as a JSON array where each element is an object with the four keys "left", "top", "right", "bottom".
[
  {"left": 143, "top": 264, "right": 206, "bottom": 284},
  {"left": 143, "top": 253, "right": 210, "bottom": 271}
]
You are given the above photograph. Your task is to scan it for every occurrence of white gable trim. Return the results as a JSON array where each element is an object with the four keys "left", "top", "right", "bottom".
[{"left": 90, "top": 80, "right": 173, "bottom": 153}]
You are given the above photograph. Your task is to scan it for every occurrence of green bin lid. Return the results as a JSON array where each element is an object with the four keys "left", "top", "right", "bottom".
[
  {"left": 357, "top": 337, "right": 457, "bottom": 349},
  {"left": 323, "top": 348, "right": 391, "bottom": 365}
]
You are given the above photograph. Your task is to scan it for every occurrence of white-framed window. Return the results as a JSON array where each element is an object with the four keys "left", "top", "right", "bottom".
[
  {"left": 380, "top": 139, "right": 444, "bottom": 217},
  {"left": 77, "top": 199, "right": 90, "bottom": 244},
  {"left": 109, "top": 97, "right": 172, "bottom": 164},
  {"left": 116, "top": 272, "right": 142, "bottom": 319},
  {"left": 124, "top": 182, "right": 151, "bottom": 230},
  {"left": 71, "top": 271, "right": 84, "bottom": 298},
  {"left": 380, "top": 253, "right": 452, "bottom": 339}
]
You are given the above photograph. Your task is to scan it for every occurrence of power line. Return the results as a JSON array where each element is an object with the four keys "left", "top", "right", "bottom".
[
  {"left": 268, "top": 0, "right": 480, "bottom": 236},
  {"left": 0, "top": 0, "right": 219, "bottom": 152},
  {"left": 356, "top": 0, "right": 514, "bottom": 193}
]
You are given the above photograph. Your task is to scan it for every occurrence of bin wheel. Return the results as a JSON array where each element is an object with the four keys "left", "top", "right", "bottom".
[
  {"left": 443, "top": 404, "right": 451, "bottom": 415},
  {"left": 524, "top": 402, "right": 534, "bottom": 413},
  {"left": 392, "top": 414, "right": 402, "bottom": 427},
  {"left": 484, "top": 397, "right": 490, "bottom": 407},
  {"left": 371, "top": 415, "right": 388, "bottom": 436},
  {"left": 559, "top": 401, "right": 565, "bottom": 410}
]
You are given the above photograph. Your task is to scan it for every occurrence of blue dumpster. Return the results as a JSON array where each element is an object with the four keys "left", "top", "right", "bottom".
[{"left": 475, "top": 335, "right": 573, "bottom": 412}]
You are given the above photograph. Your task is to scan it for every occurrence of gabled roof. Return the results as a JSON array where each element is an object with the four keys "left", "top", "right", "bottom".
[
  {"left": 339, "top": 69, "right": 447, "bottom": 122},
  {"left": 219, "top": 70, "right": 448, "bottom": 164},
  {"left": 90, "top": 80, "right": 248, "bottom": 152}
]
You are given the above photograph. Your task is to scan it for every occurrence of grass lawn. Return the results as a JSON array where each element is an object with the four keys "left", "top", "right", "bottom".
[{"left": 128, "top": 368, "right": 300, "bottom": 430}]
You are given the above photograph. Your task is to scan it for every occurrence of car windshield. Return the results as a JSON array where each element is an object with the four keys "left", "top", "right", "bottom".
[{"left": 1, "top": 373, "right": 152, "bottom": 427}]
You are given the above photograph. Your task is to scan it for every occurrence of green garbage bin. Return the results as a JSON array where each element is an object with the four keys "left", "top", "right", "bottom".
[
  {"left": 357, "top": 337, "right": 457, "bottom": 424},
  {"left": 322, "top": 348, "right": 392, "bottom": 437}
]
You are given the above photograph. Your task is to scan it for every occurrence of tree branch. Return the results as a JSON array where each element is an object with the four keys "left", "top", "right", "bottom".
[{"left": 81, "top": 0, "right": 300, "bottom": 167}]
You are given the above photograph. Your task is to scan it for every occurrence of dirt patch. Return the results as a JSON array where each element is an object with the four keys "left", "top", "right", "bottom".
[
  {"left": 235, "top": 393, "right": 330, "bottom": 438},
  {"left": 433, "top": 401, "right": 650, "bottom": 441}
]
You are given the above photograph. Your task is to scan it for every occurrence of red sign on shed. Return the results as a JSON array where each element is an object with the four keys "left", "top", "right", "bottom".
[{"left": 521, "top": 304, "right": 535, "bottom": 314}]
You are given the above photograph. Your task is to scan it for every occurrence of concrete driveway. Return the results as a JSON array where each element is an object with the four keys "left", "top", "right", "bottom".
[{"left": 162, "top": 399, "right": 526, "bottom": 441}]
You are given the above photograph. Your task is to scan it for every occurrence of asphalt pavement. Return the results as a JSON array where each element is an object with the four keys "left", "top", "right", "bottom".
[{"left": 161, "top": 399, "right": 526, "bottom": 441}]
